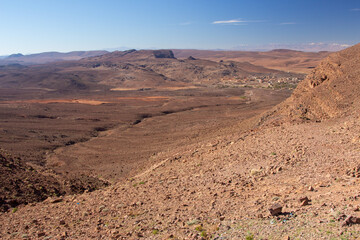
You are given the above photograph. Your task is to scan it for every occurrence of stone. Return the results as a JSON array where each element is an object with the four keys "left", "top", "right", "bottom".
[
  {"left": 299, "top": 196, "right": 310, "bottom": 206},
  {"left": 50, "top": 197, "right": 63, "bottom": 203},
  {"left": 308, "top": 186, "right": 314, "bottom": 191},
  {"left": 342, "top": 215, "right": 360, "bottom": 226},
  {"left": 269, "top": 203, "right": 282, "bottom": 216}
]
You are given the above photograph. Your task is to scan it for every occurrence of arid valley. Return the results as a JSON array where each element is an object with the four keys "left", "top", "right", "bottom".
[{"left": 0, "top": 43, "right": 359, "bottom": 240}]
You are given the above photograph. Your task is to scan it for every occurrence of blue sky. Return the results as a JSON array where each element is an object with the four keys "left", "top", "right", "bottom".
[{"left": 0, "top": 0, "right": 359, "bottom": 55}]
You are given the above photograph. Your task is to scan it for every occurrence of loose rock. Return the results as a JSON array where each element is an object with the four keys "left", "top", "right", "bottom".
[
  {"left": 299, "top": 196, "right": 310, "bottom": 206},
  {"left": 269, "top": 203, "right": 282, "bottom": 216}
]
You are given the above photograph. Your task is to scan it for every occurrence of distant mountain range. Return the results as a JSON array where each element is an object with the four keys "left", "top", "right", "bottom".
[
  {"left": 0, "top": 47, "right": 332, "bottom": 74},
  {"left": 0, "top": 50, "right": 108, "bottom": 66}
]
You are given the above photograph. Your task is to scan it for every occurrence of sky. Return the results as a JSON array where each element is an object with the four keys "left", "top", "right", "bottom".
[{"left": 0, "top": 0, "right": 359, "bottom": 55}]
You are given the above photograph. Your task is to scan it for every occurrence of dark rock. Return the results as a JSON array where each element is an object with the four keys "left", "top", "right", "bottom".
[
  {"left": 342, "top": 215, "right": 360, "bottom": 226},
  {"left": 153, "top": 50, "right": 175, "bottom": 59},
  {"left": 269, "top": 203, "right": 282, "bottom": 216}
]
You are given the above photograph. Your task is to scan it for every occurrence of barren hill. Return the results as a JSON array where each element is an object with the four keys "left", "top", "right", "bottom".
[
  {"left": 81, "top": 49, "right": 302, "bottom": 89},
  {"left": 173, "top": 49, "right": 330, "bottom": 74}
]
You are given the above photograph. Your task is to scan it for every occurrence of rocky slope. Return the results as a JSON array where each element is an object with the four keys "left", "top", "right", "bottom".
[
  {"left": 0, "top": 150, "right": 109, "bottom": 213},
  {"left": 261, "top": 43, "right": 360, "bottom": 124}
]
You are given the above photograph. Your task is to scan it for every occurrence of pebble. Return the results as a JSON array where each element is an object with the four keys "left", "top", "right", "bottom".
[
  {"left": 299, "top": 196, "right": 310, "bottom": 206},
  {"left": 21, "top": 234, "right": 29, "bottom": 239}
]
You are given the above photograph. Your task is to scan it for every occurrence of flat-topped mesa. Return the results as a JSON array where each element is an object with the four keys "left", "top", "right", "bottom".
[
  {"left": 152, "top": 50, "right": 175, "bottom": 59},
  {"left": 261, "top": 43, "right": 360, "bottom": 123}
]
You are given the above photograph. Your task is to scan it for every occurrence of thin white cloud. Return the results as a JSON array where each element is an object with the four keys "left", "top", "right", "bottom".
[
  {"left": 350, "top": 8, "right": 360, "bottom": 11},
  {"left": 212, "top": 19, "right": 264, "bottom": 25},
  {"left": 309, "top": 42, "right": 351, "bottom": 48},
  {"left": 213, "top": 19, "right": 244, "bottom": 24},
  {"left": 280, "top": 22, "right": 296, "bottom": 25}
]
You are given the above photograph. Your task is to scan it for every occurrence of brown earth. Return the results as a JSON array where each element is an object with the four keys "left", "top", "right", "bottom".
[{"left": 2, "top": 45, "right": 358, "bottom": 239}]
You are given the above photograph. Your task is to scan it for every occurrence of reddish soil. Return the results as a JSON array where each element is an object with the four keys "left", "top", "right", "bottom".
[{"left": 1, "top": 99, "right": 110, "bottom": 105}]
